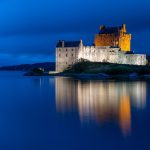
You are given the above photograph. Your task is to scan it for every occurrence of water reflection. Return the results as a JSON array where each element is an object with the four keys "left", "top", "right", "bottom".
[{"left": 55, "top": 78, "right": 147, "bottom": 135}]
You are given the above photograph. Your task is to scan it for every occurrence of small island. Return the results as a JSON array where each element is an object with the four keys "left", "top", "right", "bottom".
[
  {"left": 24, "top": 24, "right": 150, "bottom": 79},
  {"left": 23, "top": 60, "right": 150, "bottom": 80}
]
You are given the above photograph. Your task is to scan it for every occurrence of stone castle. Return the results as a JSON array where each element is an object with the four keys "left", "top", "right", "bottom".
[{"left": 56, "top": 24, "right": 147, "bottom": 72}]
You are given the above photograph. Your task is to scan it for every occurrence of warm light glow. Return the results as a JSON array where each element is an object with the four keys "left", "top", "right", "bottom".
[
  {"left": 119, "top": 95, "right": 131, "bottom": 136},
  {"left": 94, "top": 24, "right": 131, "bottom": 52},
  {"left": 55, "top": 78, "right": 147, "bottom": 135}
]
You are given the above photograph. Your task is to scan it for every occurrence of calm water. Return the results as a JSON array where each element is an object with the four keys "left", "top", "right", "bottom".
[{"left": 0, "top": 72, "right": 149, "bottom": 150}]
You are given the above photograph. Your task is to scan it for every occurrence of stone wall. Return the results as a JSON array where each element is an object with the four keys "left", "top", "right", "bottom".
[
  {"left": 56, "top": 45, "right": 147, "bottom": 72},
  {"left": 78, "top": 46, "right": 147, "bottom": 66},
  {"left": 119, "top": 34, "right": 131, "bottom": 52},
  {"left": 119, "top": 53, "right": 147, "bottom": 66},
  {"left": 56, "top": 47, "right": 79, "bottom": 72},
  {"left": 95, "top": 33, "right": 131, "bottom": 52},
  {"left": 78, "top": 46, "right": 120, "bottom": 63}
]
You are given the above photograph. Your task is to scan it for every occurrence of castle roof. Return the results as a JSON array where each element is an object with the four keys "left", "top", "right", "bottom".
[
  {"left": 99, "top": 26, "right": 122, "bottom": 34},
  {"left": 56, "top": 41, "right": 81, "bottom": 48}
]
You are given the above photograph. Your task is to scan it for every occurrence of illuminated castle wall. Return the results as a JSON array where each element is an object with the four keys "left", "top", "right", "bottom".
[
  {"left": 94, "top": 24, "right": 131, "bottom": 52},
  {"left": 56, "top": 25, "right": 147, "bottom": 72}
]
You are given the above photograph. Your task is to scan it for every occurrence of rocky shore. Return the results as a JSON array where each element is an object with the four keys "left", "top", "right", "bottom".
[{"left": 24, "top": 61, "right": 150, "bottom": 80}]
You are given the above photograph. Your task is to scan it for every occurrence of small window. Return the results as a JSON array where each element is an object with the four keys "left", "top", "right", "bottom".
[
  {"left": 59, "top": 54, "right": 61, "bottom": 57},
  {"left": 66, "top": 54, "right": 68, "bottom": 57},
  {"left": 66, "top": 62, "right": 67, "bottom": 64},
  {"left": 66, "top": 49, "right": 68, "bottom": 51},
  {"left": 72, "top": 54, "right": 74, "bottom": 57},
  {"left": 72, "top": 49, "right": 74, "bottom": 51},
  {"left": 59, "top": 49, "right": 61, "bottom": 51}
]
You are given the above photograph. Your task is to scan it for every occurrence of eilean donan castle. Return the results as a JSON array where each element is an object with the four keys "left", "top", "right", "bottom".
[{"left": 56, "top": 24, "right": 147, "bottom": 72}]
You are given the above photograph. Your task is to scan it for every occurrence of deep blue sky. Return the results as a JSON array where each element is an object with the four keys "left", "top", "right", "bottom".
[{"left": 0, "top": 0, "right": 150, "bottom": 65}]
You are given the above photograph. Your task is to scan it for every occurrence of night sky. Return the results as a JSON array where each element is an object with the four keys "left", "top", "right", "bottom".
[{"left": 0, "top": 0, "right": 150, "bottom": 65}]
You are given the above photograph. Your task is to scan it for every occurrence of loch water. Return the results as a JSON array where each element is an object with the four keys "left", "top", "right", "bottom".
[{"left": 0, "top": 72, "right": 149, "bottom": 150}]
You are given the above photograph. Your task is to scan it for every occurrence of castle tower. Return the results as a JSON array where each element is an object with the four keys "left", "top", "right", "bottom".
[{"left": 94, "top": 24, "right": 131, "bottom": 52}]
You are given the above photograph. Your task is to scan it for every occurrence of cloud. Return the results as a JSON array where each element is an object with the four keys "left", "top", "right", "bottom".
[
  {"left": 0, "top": 0, "right": 150, "bottom": 36},
  {"left": 0, "top": 0, "right": 149, "bottom": 65}
]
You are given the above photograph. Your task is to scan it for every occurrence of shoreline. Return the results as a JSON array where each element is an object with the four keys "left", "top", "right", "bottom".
[{"left": 24, "top": 72, "right": 150, "bottom": 80}]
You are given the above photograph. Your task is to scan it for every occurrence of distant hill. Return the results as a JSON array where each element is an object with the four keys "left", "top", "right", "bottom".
[{"left": 0, "top": 62, "right": 55, "bottom": 71}]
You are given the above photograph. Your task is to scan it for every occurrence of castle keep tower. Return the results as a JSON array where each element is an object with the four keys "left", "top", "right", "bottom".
[{"left": 94, "top": 24, "right": 131, "bottom": 52}]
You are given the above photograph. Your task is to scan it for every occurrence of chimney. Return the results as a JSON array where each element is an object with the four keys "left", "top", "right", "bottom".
[
  {"left": 62, "top": 40, "right": 65, "bottom": 47},
  {"left": 100, "top": 25, "right": 105, "bottom": 30}
]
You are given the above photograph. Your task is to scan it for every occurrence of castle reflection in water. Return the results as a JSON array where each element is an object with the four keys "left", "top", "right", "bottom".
[{"left": 55, "top": 78, "right": 147, "bottom": 135}]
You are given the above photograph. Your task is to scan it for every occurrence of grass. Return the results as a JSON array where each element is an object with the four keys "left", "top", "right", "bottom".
[{"left": 63, "top": 60, "right": 150, "bottom": 75}]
